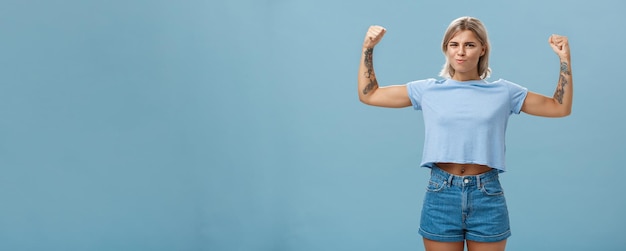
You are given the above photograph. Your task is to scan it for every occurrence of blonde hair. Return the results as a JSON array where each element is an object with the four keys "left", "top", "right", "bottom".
[{"left": 439, "top": 16, "right": 491, "bottom": 79}]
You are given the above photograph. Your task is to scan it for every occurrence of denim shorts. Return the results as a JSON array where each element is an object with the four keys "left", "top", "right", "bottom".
[{"left": 418, "top": 166, "right": 511, "bottom": 242}]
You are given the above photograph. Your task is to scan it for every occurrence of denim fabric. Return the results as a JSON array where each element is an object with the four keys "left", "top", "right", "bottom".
[{"left": 418, "top": 166, "right": 511, "bottom": 242}]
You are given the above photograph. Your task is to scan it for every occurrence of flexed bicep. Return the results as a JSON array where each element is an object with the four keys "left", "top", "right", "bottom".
[
  {"left": 521, "top": 91, "right": 570, "bottom": 117},
  {"left": 364, "top": 85, "right": 412, "bottom": 108}
]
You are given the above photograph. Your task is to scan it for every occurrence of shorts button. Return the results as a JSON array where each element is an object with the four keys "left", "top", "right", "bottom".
[{"left": 464, "top": 179, "right": 469, "bottom": 184}]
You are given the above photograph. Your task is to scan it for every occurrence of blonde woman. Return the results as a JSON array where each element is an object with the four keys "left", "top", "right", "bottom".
[{"left": 357, "top": 16, "right": 572, "bottom": 251}]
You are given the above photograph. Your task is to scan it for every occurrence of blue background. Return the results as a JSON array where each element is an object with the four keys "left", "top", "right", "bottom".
[{"left": 1, "top": 0, "right": 625, "bottom": 250}]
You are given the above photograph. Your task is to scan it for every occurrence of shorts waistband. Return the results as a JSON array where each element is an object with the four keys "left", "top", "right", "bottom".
[{"left": 430, "top": 165, "right": 499, "bottom": 187}]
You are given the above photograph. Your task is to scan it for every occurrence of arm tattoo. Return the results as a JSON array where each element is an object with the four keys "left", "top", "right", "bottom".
[
  {"left": 362, "top": 48, "right": 377, "bottom": 95},
  {"left": 555, "top": 74, "right": 566, "bottom": 104},
  {"left": 554, "top": 62, "right": 570, "bottom": 104},
  {"left": 560, "top": 62, "right": 571, "bottom": 75},
  {"left": 363, "top": 78, "right": 379, "bottom": 95},
  {"left": 363, "top": 48, "right": 373, "bottom": 78}
]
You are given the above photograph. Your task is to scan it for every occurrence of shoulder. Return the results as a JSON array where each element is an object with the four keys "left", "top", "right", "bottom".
[
  {"left": 406, "top": 78, "right": 440, "bottom": 94},
  {"left": 489, "top": 78, "right": 528, "bottom": 91},
  {"left": 406, "top": 78, "right": 439, "bottom": 86},
  {"left": 406, "top": 78, "right": 442, "bottom": 90},
  {"left": 489, "top": 78, "right": 523, "bottom": 87}
]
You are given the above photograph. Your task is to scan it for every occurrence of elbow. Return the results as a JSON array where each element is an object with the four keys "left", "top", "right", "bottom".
[
  {"left": 556, "top": 107, "right": 572, "bottom": 117},
  {"left": 358, "top": 90, "right": 375, "bottom": 105},
  {"left": 358, "top": 95, "right": 372, "bottom": 105},
  {"left": 358, "top": 93, "right": 365, "bottom": 103},
  {"left": 558, "top": 112, "right": 571, "bottom": 118},
  {"left": 561, "top": 103, "right": 573, "bottom": 117},
  {"left": 563, "top": 109, "right": 572, "bottom": 117}
]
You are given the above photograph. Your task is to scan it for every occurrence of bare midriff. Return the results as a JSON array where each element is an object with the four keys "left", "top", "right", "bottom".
[{"left": 435, "top": 162, "right": 493, "bottom": 176}]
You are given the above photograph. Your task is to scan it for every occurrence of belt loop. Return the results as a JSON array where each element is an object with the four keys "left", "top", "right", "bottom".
[
  {"left": 447, "top": 174, "right": 453, "bottom": 187},
  {"left": 476, "top": 174, "right": 482, "bottom": 189}
]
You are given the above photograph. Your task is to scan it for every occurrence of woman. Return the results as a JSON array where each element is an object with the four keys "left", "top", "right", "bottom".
[{"left": 357, "top": 16, "right": 572, "bottom": 251}]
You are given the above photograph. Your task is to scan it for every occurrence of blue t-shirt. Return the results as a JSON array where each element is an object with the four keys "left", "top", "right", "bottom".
[{"left": 406, "top": 78, "right": 528, "bottom": 172}]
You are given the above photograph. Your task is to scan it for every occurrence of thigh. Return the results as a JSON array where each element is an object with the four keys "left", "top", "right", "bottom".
[
  {"left": 423, "top": 238, "right": 464, "bottom": 251},
  {"left": 466, "top": 239, "right": 507, "bottom": 251}
]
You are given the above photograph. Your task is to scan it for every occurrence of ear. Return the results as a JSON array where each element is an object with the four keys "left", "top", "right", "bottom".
[{"left": 480, "top": 46, "right": 486, "bottom": 56}]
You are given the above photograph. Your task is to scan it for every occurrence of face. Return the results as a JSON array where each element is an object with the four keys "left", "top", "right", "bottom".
[{"left": 445, "top": 30, "right": 485, "bottom": 81}]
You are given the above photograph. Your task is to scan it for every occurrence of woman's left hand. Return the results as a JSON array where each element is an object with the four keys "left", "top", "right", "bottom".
[{"left": 549, "top": 34, "right": 570, "bottom": 61}]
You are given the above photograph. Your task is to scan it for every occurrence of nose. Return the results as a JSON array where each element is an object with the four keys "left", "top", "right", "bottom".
[{"left": 457, "top": 46, "right": 465, "bottom": 56}]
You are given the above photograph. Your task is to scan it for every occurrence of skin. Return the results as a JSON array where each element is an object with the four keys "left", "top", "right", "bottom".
[
  {"left": 357, "top": 25, "right": 573, "bottom": 251},
  {"left": 357, "top": 25, "right": 572, "bottom": 115},
  {"left": 423, "top": 238, "right": 506, "bottom": 251},
  {"left": 445, "top": 29, "right": 486, "bottom": 81}
]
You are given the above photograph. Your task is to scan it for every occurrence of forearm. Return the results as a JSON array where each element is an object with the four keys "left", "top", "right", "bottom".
[
  {"left": 358, "top": 47, "right": 379, "bottom": 102},
  {"left": 552, "top": 58, "right": 573, "bottom": 115}
]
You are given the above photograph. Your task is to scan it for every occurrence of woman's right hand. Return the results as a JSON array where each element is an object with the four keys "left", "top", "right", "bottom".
[
  {"left": 363, "top": 25, "right": 386, "bottom": 48},
  {"left": 358, "top": 25, "right": 410, "bottom": 108}
]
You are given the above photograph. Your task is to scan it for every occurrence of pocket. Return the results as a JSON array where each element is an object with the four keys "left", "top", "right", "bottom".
[
  {"left": 426, "top": 178, "right": 447, "bottom": 192},
  {"left": 480, "top": 179, "right": 504, "bottom": 196}
]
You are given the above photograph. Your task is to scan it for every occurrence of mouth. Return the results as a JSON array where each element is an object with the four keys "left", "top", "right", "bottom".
[{"left": 455, "top": 59, "right": 465, "bottom": 64}]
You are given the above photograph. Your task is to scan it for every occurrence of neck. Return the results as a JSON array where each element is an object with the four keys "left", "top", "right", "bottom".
[{"left": 452, "top": 72, "right": 481, "bottom": 81}]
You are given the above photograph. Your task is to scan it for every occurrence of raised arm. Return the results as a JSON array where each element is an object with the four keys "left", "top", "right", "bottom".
[
  {"left": 358, "top": 26, "right": 412, "bottom": 108},
  {"left": 521, "top": 34, "right": 573, "bottom": 117}
]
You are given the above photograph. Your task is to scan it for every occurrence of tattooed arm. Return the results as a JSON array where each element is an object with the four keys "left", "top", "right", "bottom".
[
  {"left": 522, "top": 34, "right": 573, "bottom": 117},
  {"left": 358, "top": 26, "right": 411, "bottom": 108}
]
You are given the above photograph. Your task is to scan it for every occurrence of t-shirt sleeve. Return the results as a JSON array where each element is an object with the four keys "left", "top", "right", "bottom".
[
  {"left": 503, "top": 79, "right": 528, "bottom": 114},
  {"left": 406, "top": 79, "right": 434, "bottom": 110}
]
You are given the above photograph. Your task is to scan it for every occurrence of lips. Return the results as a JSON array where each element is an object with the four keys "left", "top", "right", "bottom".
[{"left": 456, "top": 59, "right": 465, "bottom": 64}]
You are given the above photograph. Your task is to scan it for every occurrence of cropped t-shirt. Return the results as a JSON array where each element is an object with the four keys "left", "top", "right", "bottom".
[{"left": 406, "top": 78, "right": 528, "bottom": 172}]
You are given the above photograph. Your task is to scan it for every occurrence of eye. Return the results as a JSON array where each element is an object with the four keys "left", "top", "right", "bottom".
[
  {"left": 448, "top": 43, "right": 458, "bottom": 47},
  {"left": 466, "top": 43, "right": 476, "bottom": 48}
]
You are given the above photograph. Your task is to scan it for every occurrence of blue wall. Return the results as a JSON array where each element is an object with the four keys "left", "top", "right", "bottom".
[{"left": 1, "top": 0, "right": 625, "bottom": 250}]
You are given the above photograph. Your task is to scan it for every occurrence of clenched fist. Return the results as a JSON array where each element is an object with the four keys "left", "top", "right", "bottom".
[
  {"left": 363, "top": 25, "right": 386, "bottom": 48},
  {"left": 549, "top": 34, "right": 570, "bottom": 61}
]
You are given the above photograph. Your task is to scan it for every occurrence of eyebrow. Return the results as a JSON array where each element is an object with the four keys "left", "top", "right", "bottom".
[{"left": 448, "top": 41, "right": 477, "bottom": 45}]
